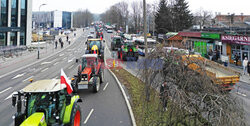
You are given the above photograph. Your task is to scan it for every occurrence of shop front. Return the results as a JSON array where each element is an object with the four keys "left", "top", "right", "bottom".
[{"left": 221, "top": 35, "right": 250, "bottom": 64}]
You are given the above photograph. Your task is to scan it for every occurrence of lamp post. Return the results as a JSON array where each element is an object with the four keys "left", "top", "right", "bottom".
[{"left": 37, "top": 4, "right": 47, "bottom": 59}]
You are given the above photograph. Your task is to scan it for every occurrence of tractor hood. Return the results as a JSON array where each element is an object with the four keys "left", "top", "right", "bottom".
[{"left": 20, "top": 112, "right": 47, "bottom": 126}]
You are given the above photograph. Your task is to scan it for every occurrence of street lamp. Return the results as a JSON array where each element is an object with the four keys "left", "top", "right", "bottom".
[{"left": 37, "top": 3, "right": 47, "bottom": 59}]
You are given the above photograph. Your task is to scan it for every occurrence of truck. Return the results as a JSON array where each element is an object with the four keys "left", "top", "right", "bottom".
[
  {"left": 182, "top": 55, "right": 240, "bottom": 91},
  {"left": 12, "top": 79, "right": 82, "bottom": 126},
  {"left": 72, "top": 54, "right": 104, "bottom": 93}
]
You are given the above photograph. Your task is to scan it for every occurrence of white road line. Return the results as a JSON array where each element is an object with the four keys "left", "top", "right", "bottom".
[
  {"left": 68, "top": 57, "right": 75, "bottom": 63},
  {"left": 0, "top": 87, "right": 12, "bottom": 94},
  {"left": 41, "top": 68, "right": 49, "bottom": 72},
  {"left": 59, "top": 54, "right": 64, "bottom": 57},
  {"left": 41, "top": 62, "right": 51, "bottom": 65},
  {"left": 22, "top": 76, "right": 34, "bottom": 82},
  {"left": 84, "top": 109, "right": 94, "bottom": 124},
  {"left": 103, "top": 82, "right": 109, "bottom": 91},
  {"left": 12, "top": 73, "right": 25, "bottom": 79},
  {"left": 68, "top": 65, "right": 74, "bottom": 69},
  {"left": 236, "top": 92, "right": 247, "bottom": 97},
  {"left": 5, "top": 92, "right": 15, "bottom": 100},
  {"left": 53, "top": 62, "right": 59, "bottom": 65},
  {"left": 50, "top": 59, "right": 57, "bottom": 63},
  {"left": 63, "top": 57, "right": 67, "bottom": 60}
]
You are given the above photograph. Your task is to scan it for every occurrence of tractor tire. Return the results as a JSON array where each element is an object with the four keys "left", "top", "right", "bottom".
[
  {"left": 135, "top": 56, "right": 139, "bottom": 61},
  {"left": 99, "top": 69, "right": 104, "bottom": 83},
  {"left": 93, "top": 76, "right": 100, "bottom": 93},
  {"left": 70, "top": 104, "right": 81, "bottom": 126}
]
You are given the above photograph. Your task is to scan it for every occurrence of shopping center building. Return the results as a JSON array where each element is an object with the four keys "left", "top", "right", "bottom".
[{"left": 0, "top": 0, "right": 32, "bottom": 46}]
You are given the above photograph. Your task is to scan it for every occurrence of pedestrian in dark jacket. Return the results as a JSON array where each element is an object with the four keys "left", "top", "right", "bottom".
[
  {"left": 235, "top": 54, "right": 239, "bottom": 66},
  {"left": 66, "top": 35, "right": 69, "bottom": 42},
  {"left": 55, "top": 40, "right": 58, "bottom": 49}
]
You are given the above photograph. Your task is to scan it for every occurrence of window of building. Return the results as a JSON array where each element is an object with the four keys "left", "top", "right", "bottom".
[
  {"left": 21, "top": 0, "right": 27, "bottom": 27},
  {"left": 10, "top": 32, "right": 17, "bottom": 46},
  {"left": 20, "top": 32, "right": 26, "bottom": 45},
  {"left": 11, "top": 0, "right": 18, "bottom": 27},
  {"left": 1, "top": 0, "right": 8, "bottom": 27},
  {"left": 0, "top": 32, "right": 7, "bottom": 46}
]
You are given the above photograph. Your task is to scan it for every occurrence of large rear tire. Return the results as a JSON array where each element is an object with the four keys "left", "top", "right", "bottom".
[
  {"left": 70, "top": 104, "right": 81, "bottom": 126},
  {"left": 100, "top": 69, "right": 104, "bottom": 83},
  {"left": 93, "top": 76, "right": 100, "bottom": 93},
  {"left": 72, "top": 78, "right": 78, "bottom": 93}
]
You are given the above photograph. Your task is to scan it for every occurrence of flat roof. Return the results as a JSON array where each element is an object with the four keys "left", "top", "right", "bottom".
[{"left": 22, "top": 79, "right": 66, "bottom": 93}]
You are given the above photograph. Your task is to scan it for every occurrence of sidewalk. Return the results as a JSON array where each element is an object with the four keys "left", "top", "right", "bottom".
[
  {"left": 228, "top": 63, "right": 250, "bottom": 84},
  {"left": 0, "top": 29, "right": 83, "bottom": 75}
]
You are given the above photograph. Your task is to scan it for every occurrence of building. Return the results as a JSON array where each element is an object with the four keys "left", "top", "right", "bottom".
[
  {"left": 0, "top": 0, "right": 32, "bottom": 46},
  {"left": 32, "top": 10, "right": 73, "bottom": 29}
]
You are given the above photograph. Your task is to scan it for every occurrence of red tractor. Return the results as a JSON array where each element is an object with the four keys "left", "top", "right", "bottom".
[{"left": 72, "top": 54, "right": 104, "bottom": 93}]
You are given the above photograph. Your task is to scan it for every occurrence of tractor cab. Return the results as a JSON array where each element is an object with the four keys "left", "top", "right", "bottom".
[
  {"left": 85, "top": 39, "right": 104, "bottom": 62},
  {"left": 12, "top": 80, "right": 82, "bottom": 126}
]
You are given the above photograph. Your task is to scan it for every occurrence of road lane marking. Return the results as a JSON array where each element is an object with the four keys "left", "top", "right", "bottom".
[
  {"left": 12, "top": 73, "right": 25, "bottom": 79},
  {"left": 41, "top": 62, "right": 51, "bottom": 65},
  {"left": 68, "top": 57, "right": 75, "bottom": 63},
  {"left": 59, "top": 54, "right": 64, "bottom": 57},
  {"left": 63, "top": 57, "right": 67, "bottom": 60},
  {"left": 41, "top": 68, "right": 48, "bottom": 72},
  {"left": 84, "top": 109, "right": 94, "bottom": 124},
  {"left": 236, "top": 92, "right": 247, "bottom": 97},
  {"left": 5, "top": 92, "right": 15, "bottom": 100},
  {"left": 51, "top": 59, "right": 57, "bottom": 62},
  {"left": 68, "top": 65, "right": 74, "bottom": 69},
  {"left": 0, "top": 87, "right": 12, "bottom": 94},
  {"left": 22, "top": 76, "right": 34, "bottom": 82},
  {"left": 103, "top": 82, "right": 109, "bottom": 91},
  {"left": 53, "top": 62, "right": 59, "bottom": 66}
]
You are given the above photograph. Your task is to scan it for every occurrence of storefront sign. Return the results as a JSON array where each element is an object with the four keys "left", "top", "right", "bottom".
[
  {"left": 221, "top": 35, "right": 250, "bottom": 45},
  {"left": 201, "top": 33, "right": 220, "bottom": 39}
]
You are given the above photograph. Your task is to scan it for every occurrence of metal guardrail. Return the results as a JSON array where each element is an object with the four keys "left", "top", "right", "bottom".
[{"left": 0, "top": 46, "right": 27, "bottom": 59}]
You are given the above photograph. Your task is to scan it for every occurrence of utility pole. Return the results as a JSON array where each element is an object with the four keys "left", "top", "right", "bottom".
[
  {"left": 143, "top": 0, "right": 150, "bottom": 101},
  {"left": 37, "top": 4, "right": 47, "bottom": 59}
]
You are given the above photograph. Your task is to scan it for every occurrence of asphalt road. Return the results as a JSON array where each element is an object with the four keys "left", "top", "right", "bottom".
[{"left": 0, "top": 28, "right": 131, "bottom": 126}]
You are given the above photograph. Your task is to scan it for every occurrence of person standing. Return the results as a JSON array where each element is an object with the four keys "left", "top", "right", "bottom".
[
  {"left": 235, "top": 54, "right": 239, "bottom": 66},
  {"left": 208, "top": 49, "right": 213, "bottom": 60},
  {"left": 243, "top": 57, "right": 248, "bottom": 75}
]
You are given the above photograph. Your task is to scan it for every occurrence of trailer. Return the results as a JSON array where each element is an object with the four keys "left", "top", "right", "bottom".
[{"left": 182, "top": 55, "right": 240, "bottom": 91}]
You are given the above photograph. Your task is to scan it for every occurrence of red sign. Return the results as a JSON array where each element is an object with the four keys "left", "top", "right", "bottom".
[
  {"left": 221, "top": 35, "right": 250, "bottom": 45},
  {"left": 178, "top": 32, "right": 201, "bottom": 38}
]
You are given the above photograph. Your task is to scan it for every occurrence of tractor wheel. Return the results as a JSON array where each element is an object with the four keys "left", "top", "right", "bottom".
[
  {"left": 135, "top": 56, "right": 139, "bottom": 61},
  {"left": 100, "top": 69, "right": 104, "bottom": 83},
  {"left": 70, "top": 104, "right": 81, "bottom": 126},
  {"left": 93, "top": 76, "right": 100, "bottom": 93}
]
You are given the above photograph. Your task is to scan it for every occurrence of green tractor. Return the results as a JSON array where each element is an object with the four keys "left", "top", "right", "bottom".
[
  {"left": 12, "top": 79, "right": 82, "bottom": 126},
  {"left": 117, "top": 40, "right": 139, "bottom": 61}
]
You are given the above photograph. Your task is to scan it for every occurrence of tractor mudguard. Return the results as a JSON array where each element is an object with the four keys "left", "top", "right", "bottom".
[
  {"left": 20, "top": 112, "right": 47, "bottom": 126},
  {"left": 63, "top": 95, "right": 81, "bottom": 124}
]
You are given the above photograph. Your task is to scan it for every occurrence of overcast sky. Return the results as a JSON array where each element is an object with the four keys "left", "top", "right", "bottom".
[{"left": 33, "top": 0, "right": 250, "bottom": 15}]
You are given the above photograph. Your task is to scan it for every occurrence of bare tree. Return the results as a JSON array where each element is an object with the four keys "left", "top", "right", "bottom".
[
  {"left": 138, "top": 46, "right": 246, "bottom": 126},
  {"left": 73, "top": 9, "right": 94, "bottom": 28},
  {"left": 194, "top": 8, "right": 213, "bottom": 30}
]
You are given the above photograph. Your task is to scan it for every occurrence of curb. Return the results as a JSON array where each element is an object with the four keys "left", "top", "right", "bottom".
[
  {"left": 107, "top": 68, "right": 137, "bottom": 126},
  {"left": 0, "top": 30, "right": 83, "bottom": 79}
]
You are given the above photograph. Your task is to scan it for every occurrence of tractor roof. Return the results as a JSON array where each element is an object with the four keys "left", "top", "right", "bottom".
[
  {"left": 22, "top": 79, "right": 66, "bottom": 93},
  {"left": 88, "top": 39, "right": 101, "bottom": 41},
  {"left": 81, "top": 54, "right": 98, "bottom": 58}
]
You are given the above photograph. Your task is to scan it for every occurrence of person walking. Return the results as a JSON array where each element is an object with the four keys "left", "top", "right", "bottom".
[
  {"left": 66, "top": 35, "right": 69, "bottom": 42},
  {"left": 247, "top": 60, "right": 250, "bottom": 76},
  {"left": 243, "top": 57, "right": 248, "bottom": 75},
  {"left": 55, "top": 40, "right": 58, "bottom": 49}
]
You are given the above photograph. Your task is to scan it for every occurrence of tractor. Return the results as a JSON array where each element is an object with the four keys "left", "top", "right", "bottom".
[
  {"left": 118, "top": 40, "right": 139, "bottom": 61},
  {"left": 72, "top": 54, "right": 104, "bottom": 93},
  {"left": 12, "top": 79, "right": 82, "bottom": 126},
  {"left": 85, "top": 38, "right": 105, "bottom": 62}
]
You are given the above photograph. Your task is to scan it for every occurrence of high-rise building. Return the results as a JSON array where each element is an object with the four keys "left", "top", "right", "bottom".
[{"left": 0, "top": 0, "right": 32, "bottom": 46}]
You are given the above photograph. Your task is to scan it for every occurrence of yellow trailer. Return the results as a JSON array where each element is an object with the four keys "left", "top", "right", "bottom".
[{"left": 182, "top": 55, "right": 240, "bottom": 91}]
